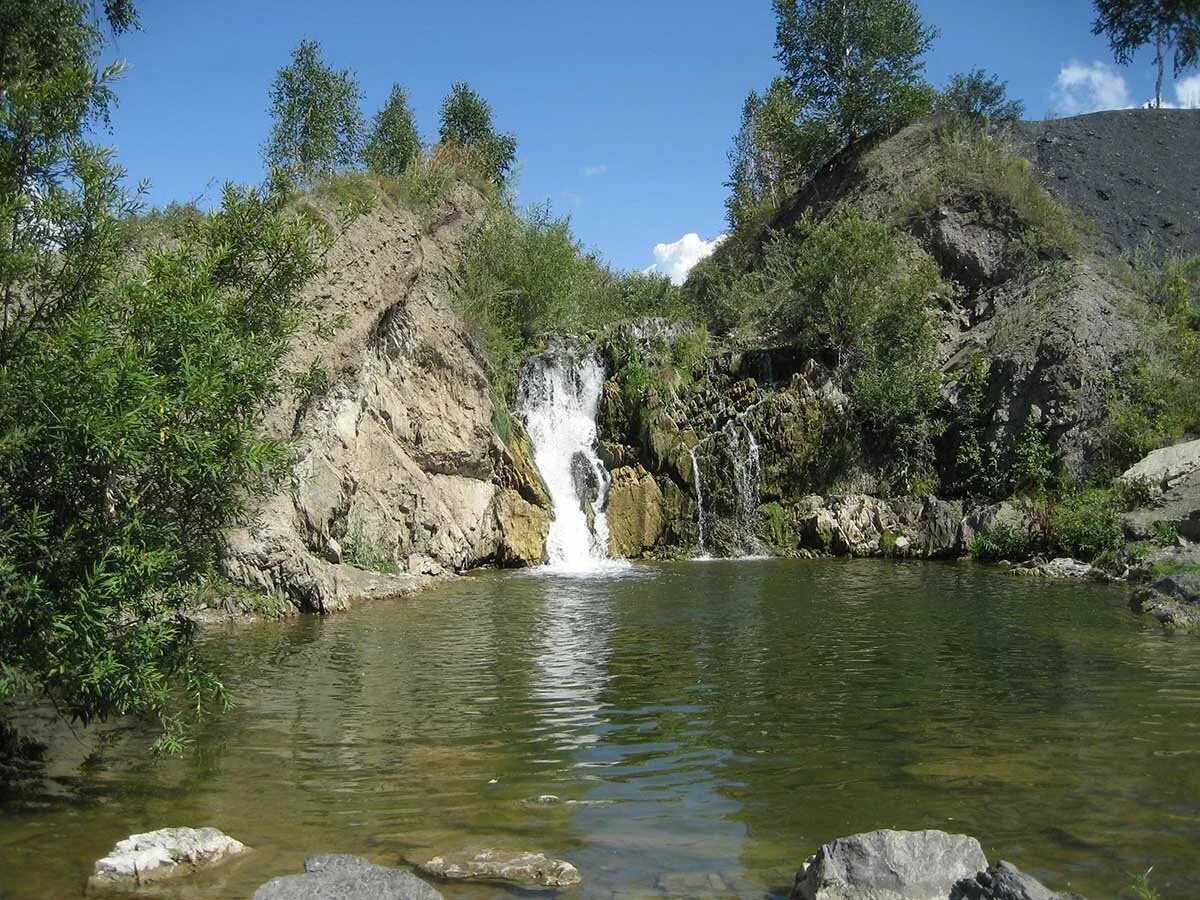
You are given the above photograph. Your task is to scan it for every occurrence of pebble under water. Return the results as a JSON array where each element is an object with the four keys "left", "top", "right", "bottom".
[{"left": 1, "top": 559, "right": 1198, "bottom": 898}]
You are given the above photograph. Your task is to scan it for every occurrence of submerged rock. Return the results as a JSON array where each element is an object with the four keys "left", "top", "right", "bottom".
[
  {"left": 791, "top": 830, "right": 1086, "bottom": 900},
  {"left": 791, "top": 829, "right": 987, "bottom": 900},
  {"left": 253, "top": 854, "right": 443, "bottom": 900},
  {"left": 88, "top": 826, "right": 246, "bottom": 888},
  {"left": 413, "top": 848, "right": 581, "bottom": 888}
]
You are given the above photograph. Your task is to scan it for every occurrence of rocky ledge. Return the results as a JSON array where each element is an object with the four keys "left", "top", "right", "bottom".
[
  {"left": 1131, "top": 570, "right": 1200, "bottom": 630},
  {"left": 793, "top": 829, "right": 1085, "bottom": 900}
]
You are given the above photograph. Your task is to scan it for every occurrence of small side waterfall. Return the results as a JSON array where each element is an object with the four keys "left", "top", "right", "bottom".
[
  {"left": 688, "top": 446, "right": 710, "bottom": 558},
  {"left": 517, "top": 353, "right": 615, "bottom": 572}
]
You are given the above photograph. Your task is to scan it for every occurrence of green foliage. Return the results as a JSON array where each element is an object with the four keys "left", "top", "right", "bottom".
[
  {"left": 900, "top": 121, "right": 1083, "bottom": 258},
  {"left": 970, "top": 523, "right": 1034, "bottom": 562},
  {"left": 1125, "top": 866, "right": 1161, "bottom": 900},
  {"left": 1103, "top": 252, "right": 1200, "bottom": 468},
  {"left": 1049, "top": 486, "right": 1127, "bottom": 562},
  {"left": 773, "top": 0, "right": 938, "bottom": 169},
  {"left": 362, "top": 83, "right": 421, "bottom": 177},
  {"left": 438, "top": 82, "right": 517, "bottom": 185},
  {"left": 743, "top": 211, "right": 944, "bottom": 484},
  {"left": 341, "top": 523, "right": 400, "bottom": 574},
  {"left": 265, "top": 39, "right": 365, "bottom": 185},
  {"left": 725, "top": 79, "right": 812, "bottom": 228},
  {"left": 936, "top": 69, "right": 1024, "bottom": 125},
  {"left": 456, "top": 202, "right": 691, "bottom": 388},
  {"left": 0, "top": 0, "right": 324, "bottom": 748},
  {"left": 759, "top": 501, "right": 792, "bottom": 549}
]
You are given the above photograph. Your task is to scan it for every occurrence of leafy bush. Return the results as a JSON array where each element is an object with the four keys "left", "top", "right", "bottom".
[
  {"left": 936, "top": 69, "right": 1024, "bottom": 125},
  {"left": 1049, "top": 487, "right": 1126, "bottom": 562},
  {"left": 741, "top": 211, "right": 944, "bottom": 484},
  {"left": 970, "top": 523, "right": 1034, "bottom": 562}
]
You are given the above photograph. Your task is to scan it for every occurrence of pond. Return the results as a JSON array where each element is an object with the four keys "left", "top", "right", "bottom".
[{"left": 1, "top": 559, "right": 1197, "bottom": 898}]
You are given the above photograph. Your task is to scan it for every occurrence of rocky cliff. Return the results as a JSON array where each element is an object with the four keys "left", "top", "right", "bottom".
[{"left": 222, "top": 185, "right": 550, "bottom": 612}]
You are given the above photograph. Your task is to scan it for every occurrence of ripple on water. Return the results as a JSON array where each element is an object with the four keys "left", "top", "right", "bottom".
[{"left": 1, "top": 559, "right": 1198, "bottom": 900}]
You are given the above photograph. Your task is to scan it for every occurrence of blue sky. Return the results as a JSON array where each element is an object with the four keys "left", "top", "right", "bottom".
[{"left": 103, "top": 0, "right": 1198, "bottom": 276}]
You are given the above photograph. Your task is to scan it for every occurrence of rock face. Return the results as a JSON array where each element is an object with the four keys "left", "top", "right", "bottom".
[
  {"left": 1132, "top": 572, "right": 1200, "bottom": 630},
  {"left": 792, "top": 830, "right": 1085, "bottom": 900},
  {"left": 222, "top": 187, "right": 550, "bottom": 612},
  {"left": 413, "top": 849, "right": 581, "bottom": 888},
  {"left": 1125, "top": 467, "right": 1200, "bottom": 543},
  {"left": 792, "top": 829, "right": 988, "bottom": 900},
  {"left": 253, "top": 854, "right": 443, "bottom": 900},
  {"left": 795, "top": 495, "right": 965, "bottom": 558},
  {"left": 607, "top": 464, "right": 666, "bottom": 558},
  {"left": 89, "top": 826, "right": 245, "bottom": 888}
]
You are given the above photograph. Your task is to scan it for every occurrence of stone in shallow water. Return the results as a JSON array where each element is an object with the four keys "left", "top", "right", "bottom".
[
  {"left": 952, "top": 860, "right": 1088, "bottom": 900},
  {"left": 791, "top": 829, "right": 988, "bottom": 900},
  {"left": 414, "top": 848, "right": 581, "bottom": 888},
  {"left": 252, "top": 854, "right": 443, "bottom": 900},
  {"left": 88, "top": 826, "right": 246, "bottom": 888}
]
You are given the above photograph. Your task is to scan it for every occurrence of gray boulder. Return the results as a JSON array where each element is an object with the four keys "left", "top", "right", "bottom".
[
  {"left": 252, "top": 855, "right": 443, "bottom": 900},
  {"left": 1120, "top": 437, "right": 1200, "bottom": 496},
  {"left": 1011, "top": 558, "right": 1096, "bottom": 580},
  {"left": 791, "top": 829, "right": 988, "bottom": 900},
  {"left": 952, "top": 860, "right": 1087, "bottom": 900},
  {"left": 88, "top": 826, "right": 245, "bottom": 889},
  {"left": 1131, "top": 572, "right": 1200, "bottom": 630},
  {"left": 413, "top": 848, "right": 581, "bottom": 888}
]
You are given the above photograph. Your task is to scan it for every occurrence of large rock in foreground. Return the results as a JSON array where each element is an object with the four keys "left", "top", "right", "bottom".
[
  {"left": 253, "top": 854, "right": 443, "bottom": 900},
  {"left": 792, "top": 830, "right": 987, "bottom": 900},
  {"left": 413, "top": 848, "right": 581, "bottom": 888},
  {"left": 792, "top": 830, "right": 1085, "bottom": 900},
  {"left": 89, "top": 826, "right": 245, "bottom": 888}
]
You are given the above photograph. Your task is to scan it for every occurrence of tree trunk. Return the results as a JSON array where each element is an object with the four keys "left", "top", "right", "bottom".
[{"left": 1154, "top": 27, "right": 1165, "bottom": 109}]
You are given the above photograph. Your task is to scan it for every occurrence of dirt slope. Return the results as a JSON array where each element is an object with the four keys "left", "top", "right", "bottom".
[{"left": 1014, "top": 109, "right": 1200, "bottom": 259}]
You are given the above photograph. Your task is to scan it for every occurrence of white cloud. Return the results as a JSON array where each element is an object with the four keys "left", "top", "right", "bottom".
[
  {"left": 644, "top": 232, "right": 726, "bottom": 285},
  {"left": 1177, "top": 73, "right": 1200, "bottom": 109},
  {"left": 1052, "top": 61, "right": 1132, "bottom": 115},
  {"left": 581, "top": 164, "right": 608, "bottom": 177}
]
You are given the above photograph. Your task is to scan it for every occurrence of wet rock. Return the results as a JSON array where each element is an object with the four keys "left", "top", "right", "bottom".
[
  {"left": 1011, "top": 558, "right": 1096, "bottom": 579},
  {"left": 89, "top": 826, "right": 246, "bottom": 888},
  {"left": 413, "top": 849, "right": 581, "bottom": 888},
  {"left": 1132, "top": 572, "right": 1200, "bottom": 630},
  {"left": 607, "top": 465, "right": 666, "bottom": 558},
  {"left": 520, "top": 794, "right": 563, "bottom": 807},
  {"left": 791, "top": 829, "right": 987, "bottom": 900},
  {"left": 952, "top": 860, "right": 1088, "bottom": 900},
  {"left": 253, "top": 854, "right": 443, "bottom": 900}
]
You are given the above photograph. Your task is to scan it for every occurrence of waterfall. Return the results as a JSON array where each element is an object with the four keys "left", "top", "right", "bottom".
[
  {"left": 688, "top": 445, "right": 710, "bottom": 558},
  {"left": 517, "top": 353, "right": 616, "bottom": 572}
]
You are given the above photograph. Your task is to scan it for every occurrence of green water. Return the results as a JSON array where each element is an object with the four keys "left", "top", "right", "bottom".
[{"left": 1, "top": 559, "right": 1198, "bottom": 898}]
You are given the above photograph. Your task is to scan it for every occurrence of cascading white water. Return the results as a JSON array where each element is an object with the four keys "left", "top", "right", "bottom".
[
  {"left": 517, "top": 353, "right": 615, "bottom": 572},
  {"left": 688, "top": 445, "right": 710, "bottom": 558}
]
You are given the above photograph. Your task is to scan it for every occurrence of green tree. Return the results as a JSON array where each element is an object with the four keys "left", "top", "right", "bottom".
[
  {"left": 725, "top": 79, "right": 812, "bottom": 227},
  {"left": 362, "top": 83, "right": 421, "bottom": 176},
  {"left": 265, "top": 39, "right": 364, "bottom": 183},
  {"left": 1, "top": 0, "right": 324, "bottom": 748},
  {"left": 937, "top": 69, "right": 1025, "bottom": 125},
  {"left": 1093, "top": 0, "right": 1200, "bottom": 108},
  {"left": 438, "top": 82, "right": 517, "bottom": 184},
  {"left": 772, "top": 0, "right": 938, "bottom": 174}
]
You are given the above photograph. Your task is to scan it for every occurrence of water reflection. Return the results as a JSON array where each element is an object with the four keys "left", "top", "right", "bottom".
[{"left": 0, "top": 560, "right": 1197, "bottom": 899}]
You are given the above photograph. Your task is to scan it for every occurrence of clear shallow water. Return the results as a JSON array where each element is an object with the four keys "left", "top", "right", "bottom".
[{"left": 1, "top": 559, "right": 1198, "bottom": 898}]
